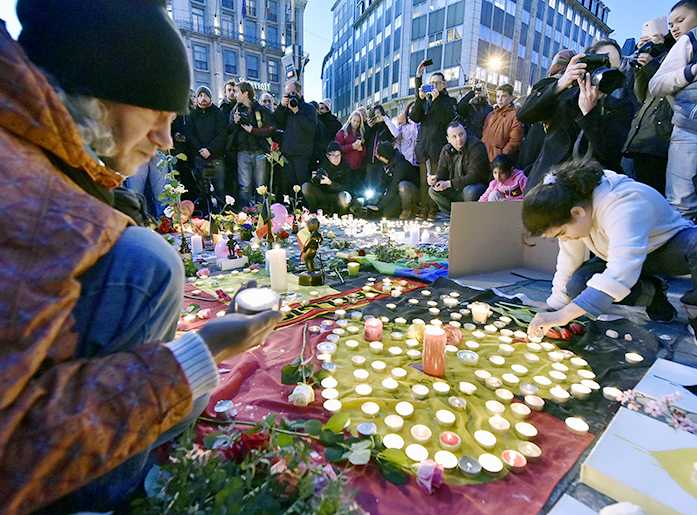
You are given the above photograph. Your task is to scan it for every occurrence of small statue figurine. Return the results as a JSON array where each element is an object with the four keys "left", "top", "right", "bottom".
[
  {"left": 299, "top": 217, "right": 325, "bottom": 286},
  {"left": 226, "top": 236, "right": 239, "bottom": 259}
]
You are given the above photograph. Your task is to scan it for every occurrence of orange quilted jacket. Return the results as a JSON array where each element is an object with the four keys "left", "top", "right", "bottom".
[{"left": 0, "top": 26, "right": 192, "bottom": 514}]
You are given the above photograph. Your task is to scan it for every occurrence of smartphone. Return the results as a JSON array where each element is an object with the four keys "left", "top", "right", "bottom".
[
  {"left": 422, "top": 58, "right": 433, "bottom": 67},
  {"left": 422, "top": 84, "right": 435, "bottom": 93}
]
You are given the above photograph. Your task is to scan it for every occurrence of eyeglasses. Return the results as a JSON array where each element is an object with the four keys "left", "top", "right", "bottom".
[
  {"left": 262, "top": 99, "right": 273, "bottom": 104},
  {"left": 326, "top": 152, "right": 341, "bottom": 159}
]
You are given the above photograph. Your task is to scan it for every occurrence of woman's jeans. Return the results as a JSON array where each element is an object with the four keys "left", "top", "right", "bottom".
[
  {"left": 124, "top": 157, "right": 167, "bottom": 218},
  {"left": 667, "top": 126, "right": 697, "bottom": 219},
  {"left": 45, "top": 227, "right": 208, "bottom": 513}
]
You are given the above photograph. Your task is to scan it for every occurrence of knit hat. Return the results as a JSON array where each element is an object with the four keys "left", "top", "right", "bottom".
[
  {"left": 320, "top": 98, "right": 332, "bottom": 111},
  {"left": 17, "top": 0, "right": 192, "bottom": 113},
  {"left": 377, "top": 142, "right": 396, "bottom": 162},
  {"left": 195, "top": 86, "right": 213, "bottom": 99}
]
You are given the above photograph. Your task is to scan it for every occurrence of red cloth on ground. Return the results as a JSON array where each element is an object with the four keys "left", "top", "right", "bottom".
[{"left": 207, "top": 323, "right": 594, "bottom": 515}]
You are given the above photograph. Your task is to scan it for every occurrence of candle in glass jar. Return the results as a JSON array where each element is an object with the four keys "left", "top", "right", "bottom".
[
  {"left": 422, "top": 325, "right": 446, "bottom": 377},
  {"left": 190, "top": 234, "right": 203, "bottom": 256},
  {"left": 266, "top": 247, "right": 288, "bottom": 292},
  {"left": 364, "top": 318, "right": 383, "bottom": 341},
  {"left": 470, "top": 302, "right": 491, "bottom": 324},
  {"left": 347, "top": 261, "right": 360, "bottom": 277}
]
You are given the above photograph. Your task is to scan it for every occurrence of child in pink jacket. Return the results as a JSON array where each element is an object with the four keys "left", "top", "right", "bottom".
[{"left": 479, "top": 154, "right": 527, "bottom": 202}]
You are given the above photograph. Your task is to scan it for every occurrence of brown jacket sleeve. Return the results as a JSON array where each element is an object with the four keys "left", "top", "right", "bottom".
[{"left": 503, "top": 112, "right": 524, "bottom": 156}]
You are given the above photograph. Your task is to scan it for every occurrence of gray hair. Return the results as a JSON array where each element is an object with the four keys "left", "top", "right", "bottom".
[{"left": 56, "top": 89, "right": 117, "bottom": 158}]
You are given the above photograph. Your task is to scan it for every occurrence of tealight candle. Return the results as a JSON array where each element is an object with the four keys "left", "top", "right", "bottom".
[
  {"left": 395, "top": 401, "right": 414, "bottom": 418},
  {"left": 518, "top": 441, "right": 543, "bottom": 461},
  {"left": 394, "top": 317, "right": 407, "bottom": 325},
  {"left": 570, "top": 357, "right": 588, "bottom": 368},
  {"left": 526, "top": 342, "right": 542, "bottom": 353},
  {"left": 498, "top": 342, "right": 514, "bottom": 353},
  {"left": 410, "top": 424, "right": 433, "bottom": 442},
  {"left": 391, "top": 367, "right": 408, "bottom": 379},
  {"left": 429, "top": 319, "right": 443, "bottom": 327},
  {"left": 449, "top": 292, "right": 461, "bottom": 298},
  {"left": 484, "top": 325, "right": 498, "bottom": 334},
  {"left": 524, "top": 395, "right": 545, "bottom": 411},
  {"left": 488, "top": 415, "right": 511, "bottom": 433},
  {"left": 390, "top": 331, "right": 404, "bottom": 341},
  {"left": 533, "top": 375, "right": 552, "bottom": 387},
  {"left": 498, "top": 315, "right": 512, "bottom": 324},
  {"left": 357, "top": 422, "right": 377, "bottom": 436},
  {"left": 369, "top": 341, "right": 384, "bottom": 354},
  {"left": 382, "top": 377, "right": 399, "bottom": 391},
  {"left": 423, "top": 325, "right": 446, "bottom": 377},
  {"left": 459, "top": 381, "right": 477, "bottom": 395},
  {"left": 436, "top": 409, "right": 456, "bottom": 426},
  {"left": 515, "top": 421, "right": 538, "bottom": 440},
  {"left": 405, "top": 443, "right": 429, "bottom": 462},
  {"left": 549, "top": 370, "right": 567, "bottom": 382},
  {"left": 541, "top": 342, "right": 556, "bottom": 351},
  {"left": 364, "top": 318, "right": 383, "bottom": 341},
  {"left": 577, "top": 369, "right": 596, "bottom": 380},
  {"left": 325, "top": 334, "right": 340, "bottom": 343},
  {"left": 335, "top": 309, "right": 347, "bottom": 319},
  {"left": 519, "top": 383, "right": 539, "bottom": 396},
  {"left": 434, "top": 450, "right": 459, "bottom": 470},
  {"left": 408, "top": 299, "right": 419, "bottom": 305},
  {"left": 500, "top": 329, "right": 514, "bottom": 337},
  {"left": 380, "top": 316, "right": 390, "bottom": 324},
  {"left": 448, "top": 396, "right": 468, "bottom": 410},
  {"left": 472, "top": 330, "right": 486, "bottom": 339},
  {"left": 323, "top": 399, "right": 342, "bottom": 412},
  {"left": 317, "top": 353, "right": 333, "bottom": 362},
  {"left": 625, "top": 352, "right": 644, "bottom": 365},
  {"left": 411, "top": 384, "right": 430, "bottom": 400},
  {"left": 433, "top": 381, "right": 451, "bottom": 395},
  {"left": 565, "top": 417, "right": 589, "bottom": 434},
  {"left": 475, "top": 370, "right": 492, "bottom": 382},
  {"left": 322, "top": 388, "right": 339, "bottom": 400},
  {"left": 450, "top": 312, "right": 463, "bottom": 320},
  {"left": 336, "top": 319, "right": 349, "bottom": 327},
  {"left": 489, "top": 355, "right": 506, "bottom": 367},
  {"left": 581, "top": 379, "right": 600, "bottom": 391},
  {"left": 384, "top": 414, "right": 404, "bottom": 431},
  {"left": 428, "top": 307, "right": 441, "bottom": 316},
  {"left": 448, "top": 321, "right": 462, "bottom": 329},
  {"left": 502, "top": 373, "right": 520, "bottom": 386},
  {"left": 571, "top": 383, "right": 592, "bottom": 399},
  {"left": 351, "top": 355, "right": 367, "bottom": 366},
  {"left": 439, "top": 431, "right": 462, "bottom": 451},
  {"left": 457, "top": 350, "right": 479, "bottom": 366},
  {"left": 513, "top": 330, "right": 528, "bottom": 339},
  {"left": 548, "top": 351, "right": 565, "bottom": 362},
  {"left": 321, "top": 377, "right": 338, "bottom": 389},
  {"left": 552, "top": 362, "right": 569, "bottom": 373},
  {"left": 383, "top": 433, "right": 405, "bottom": 450},
  {"left": 474, "top": 430, "right": 497, "bottom": 449},
  {"left": 354, "top": 369, "right": 370, "bottom": 381},
  {"left": 470, "top": 302, "right": 492, "bottom": 324},
  {"left": 350, "top": 311, "right": 362, "bottom": 321},
  {"left": 421, "top": 289, "right": 431, "bottom": 296},
  {"left": 361, "top": 401, "right": 380, "bottom": 417},
  {"left": 493, "top": 321, "right": 507, "bottom": 329},
  {"left": 485, "top": 400, "right": 505, "bottom": 415},
  {"left": 345, "top": 339, "right": 359, "bottom": 349},
  {"left": 501, "top": 450, "right": 527, "bottom": 472},
  {"left": 465, "top": 340, "right": 481, "bottom": 350},
  {"left": 355, "top": 383, "right": 373, "bottom": 396},
  {"left": 549, "top": 385, "right": 570, "bottom": 404},
  {"left": 405, "top": 338, "right": 420, "bottom": 348},
  {"left": 458, "top": 456, "right": 482, "bottom": 476},
  {"left": 386, "top": 303, "right": 397, "bottom": 310},
  {"left": 371, "top": 360, "right": 387, "bottom": 372},
  {"left": 445, "top": 344, "right": 459, "bottom": 353},
  {"left": 347, "top": 325, "right": 360, "bottom": 334},
  {"left": 406, "top": 349, "right": 422, "bottom": 359},
  {"left": 602, "top": 386, "right": 622, "bottom": 401},
  {"left": 524, "top": 353, "right": 540, "bottom": 363},
  {"left": 511, "top": 364, "right": 529, "bottom": 376},
  {"left": 388, "top": 346, "right": 403, "bottom": 356},
  {"left": 462, "top": 323, "right": 476, "bottom": 331},
  {"left": 495, "top": 388, "right": 514, "bottom": 403},
  {"left": 443, "top": 297, "right": 459, "bottom": 308},
  {"left": 317, "top": 342, "right": 337, "bottom": 354},
  {"left": 485, "top": 376, "right": 503, "bottom": 390},
  {"left": 510, "top": 402, "right": 531, "bottom": 419},
  {"left": 332, "top": 328, "right": 346, "bottom": 336}
]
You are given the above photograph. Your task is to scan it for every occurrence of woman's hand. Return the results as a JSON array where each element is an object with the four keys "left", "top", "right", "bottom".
[
  {"left": 577, "top": 73, "right": 602, "bottom": 116},
  {"left": 527, "top": 303, "right": 586, "bottom": 339}
]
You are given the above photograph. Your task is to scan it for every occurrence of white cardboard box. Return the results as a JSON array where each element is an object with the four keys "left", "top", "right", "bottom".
[{"left": 634, "top": 359, "right": 697, "bottom": 416}]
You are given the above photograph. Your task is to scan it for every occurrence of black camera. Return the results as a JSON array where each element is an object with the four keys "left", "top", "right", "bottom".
[
  {"left": 629, "top": 41, "right": 666, "bottom": 68},
  {"left": 288, "top": 92, "right": 300, "bottom": 109},
  {"left": 237, "top": 109, "right": 252, "bottom": 125},
  {"left": 312, "top": 168, "right": 329, "bottom": 185},
  {"left": 580, "top": 53, "right": 625, "bottom": 94}
]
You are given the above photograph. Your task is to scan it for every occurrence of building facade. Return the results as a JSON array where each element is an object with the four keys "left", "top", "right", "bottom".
[
  {"left": 322, "top": 0, "right": 612, "bottom": 120},
  {"left": 167, "top": 0, "right": 307, "bottom": 102}
]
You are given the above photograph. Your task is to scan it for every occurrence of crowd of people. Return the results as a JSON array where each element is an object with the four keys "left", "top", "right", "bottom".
[{"left": 4, "top": 0, "right": 697, "bottom": 514}]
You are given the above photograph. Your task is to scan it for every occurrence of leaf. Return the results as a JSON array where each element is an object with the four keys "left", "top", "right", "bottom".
[
  {"left": 348, "top": 448, "right": 371, "bottom": 465},
  {"left": 285, "top": 419, "right": 308, "bottom": 431},
  {"left": 175, "top": 153, "right": 188, "bottom": 161},
  {"left": 350, "top": 439, "right": 373, "bottom": 452},
  {"left": 203, "top": 433, "right": 223, "bottom": 449},
  {"left": 377, "top": 460, "right": 409, "bottom": 485},
  {"left": 378, "top": 448, "right": 411, "bottom": 469},
  {"left": 319, "top": 429, "right": 343, "bottom": 446},
  {"left": 323, "top": 412, "right": 350, "bottom": 434},
  {"left": 276, "top": 433, "right": 294, "bottom": 448},
  {"left": 325, "top": 446, "right": 347, "bottom": 463},
  {"left": 304, "top": 419, "right": 322, "bottom": 436},
  {"left": 281, "top": 364, "right": 302, "bottom": 385},
  {"left": 185, "top": 303, "right": 200, "bottom": 313}
]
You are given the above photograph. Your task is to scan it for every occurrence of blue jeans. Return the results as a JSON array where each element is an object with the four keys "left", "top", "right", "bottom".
[
  {"left": 124, "top": 157, "right": 167, "bottom": 218},
  {"left": 237, "top": 151, "right": 268, "bottom": 207},
  {"left": 47, "top": 227, "right": 209, "bottom": 513},
  {"left": 667, "top": 126, "right": 697, "bottom": 218}
]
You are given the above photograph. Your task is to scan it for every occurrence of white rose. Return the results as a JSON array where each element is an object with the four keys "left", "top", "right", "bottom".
[
  {"left": 256, "top": 185, "right": 268, "bottom": 196},
  {"left": 293, "top": 185, "right": 302, "bottom": 193},
  {"left": 225, "top": 195, "right": 235, "bottom": 206},
  {"left": 288, "top": 383, "right": 315, "bottom": 407}
]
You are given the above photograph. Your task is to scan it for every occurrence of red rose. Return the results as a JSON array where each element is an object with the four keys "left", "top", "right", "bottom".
[
  {"left": 271, "top": 141, "right": 280, "bottom": 152},
  {"left": 278, "top": 230, "right": 290, "bottom": 240}
]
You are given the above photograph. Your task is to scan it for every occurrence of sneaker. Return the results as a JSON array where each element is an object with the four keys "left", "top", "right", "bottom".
[{"left": 646, "top": 278, "right": 677, "bottom": 323}]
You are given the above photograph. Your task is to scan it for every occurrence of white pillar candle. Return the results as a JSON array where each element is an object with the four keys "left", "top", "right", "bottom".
[
  {"left": 266, "top": 247, "right": 288, "bottom": 292},
  {"left": 470, "top": 302, "right": 491, "bottom": 324},
  {"left": 190, "top": 234, "right": 203, "bottom": 256}
]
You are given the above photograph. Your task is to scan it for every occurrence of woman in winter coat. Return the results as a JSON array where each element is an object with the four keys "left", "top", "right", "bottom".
[
  {"left": 335, "top": 110, "right": 367, "bottom": 177},
  {"left": 523, "top": 159, "right": 697, "bottom": 339}
]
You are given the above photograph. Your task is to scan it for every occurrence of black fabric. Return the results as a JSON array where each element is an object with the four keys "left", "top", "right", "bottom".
[
  {"left": 516, "top": 122, "right": 546, "bottom": 174},
  {"left": 274, "top": 98, "right": 318, "bottom": 158},
  {"left": 220, "top": 98, "right": 237, "bottom": 127},
  {"left": 410, "top": 76, "right": 458, "bottom": 163},
  {"left": 632, "top": 154, "right": 668, "bottom": 195},
  {"left": 228, "top": 100, "right": 276, "bottom": 153},
  {"left": 319, "top": 112, "right": 342, "bottom": 143},
  {"left": 189, "top": 105, "right": 227, "bottom": 159},
  {"left": 374, "top": 152, "right": 418, "bottom": 217},
  {"left": 364, "top": 121, "right": 394, "bottom": 165},
  {"left": 434, "top": 137, "right": 491, "bottom": 190},
  {"left": 456, "top": 90, "right": 494, "bottom": 140},
  {"left": 314, "top": 156, "right": 354, "bottom": 192},
  {"left": 17, "top": 0, "right": 191, "bottom": 113}
]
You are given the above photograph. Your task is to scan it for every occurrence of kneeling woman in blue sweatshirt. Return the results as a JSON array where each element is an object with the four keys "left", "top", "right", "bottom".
[{"left": 524, "top": 159, "right": 697, "bottom": 339}]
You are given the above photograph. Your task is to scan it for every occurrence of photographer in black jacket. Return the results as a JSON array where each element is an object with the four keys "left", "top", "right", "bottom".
[
  {"left": 364, "top": 142, "right": 419, "bottom": 219},
  {"left": 302, "top": 142, "right": 354, "bottom": 214},
  {"left": 274, "top": 80, "right": 318, "bottom": 194},
  {"left": 456, "top": 81, "right": 493, "bottom": 139},
  {"left": 364, "top": 104, "right": 394, "bottom": 190},
  {"left": 410, "top": 59, "right": 457, "bottom": 220},
  {"left": 229, "top": 81, "right": 276, "bottom": 207}
]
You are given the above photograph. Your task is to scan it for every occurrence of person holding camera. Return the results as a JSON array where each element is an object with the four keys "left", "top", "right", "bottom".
[
  {"left": 363, "top": 104, "right": 395, "bottom": 191},
  {"left": 410, "top": 60, "right": 458, "bottom": 220},
  {"left": 302, "top": 142, "right": 354, "bottom": 214},
  {"left": 274, "top": 80, "right": 318, "bottom": 194},
  {"left": 481, "top": 84, "right": 524, "bottom": 162},
  {"left": 189, "top": 85, "right": 227, "bottom": 212},
  {"left": 229, "top": 82, "right": 276, "bottom": 207},
  {"left": 364, "top": 142, "right": 419, "bottom": 219},
  {"left": 428, "top": 121, "right": 491, "bottom": 213},
  {"left": 622, "top": 18, "right": 674, "bottom": 195},
  {"left": 456, "top": 81, "right": 493, "bottom": 140},
  {"left": 649, "top": 0, "right": 697, "bottom": 219},
  {"left": 518, "top": 41, "right": 634, "bottom": 192}
]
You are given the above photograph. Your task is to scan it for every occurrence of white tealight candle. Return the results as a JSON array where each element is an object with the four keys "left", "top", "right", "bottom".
[
  {"left": 382, "top": 377, "right": 399, "bottom": 392},
  {"left": 390, "top": 331, "right": 404, "bottom": 341},
  {"left": 345, "top": 339, "right": 359, "bottom": 349},
  {"left": 386, "top": 303, "right": 397, "bottom": 310},
  {"left": 323, "top": 399, "right": 342, "bottom": 412},
  {"left": 353, "top": 369, "right": 370, "bottom": 381},
  {"left": 465, "top": 340, "right": 480, "bottom": 350},
  {"left": 394, "top": 317, "right": 407, "bottom": 325},
  {"left": 581, "top": 379, "right": 600, "bottom": 391},
  {"left": 352, "top": 355, "right": 367, "bottom": 366},
  {"left": 428, "top": 307, "right": 441, "bottom": 316},
  {"left": 436, "top": 409, "right": 456, "bottom": 426},
  {"left": 321, "top": 377, "right": 338, "bottom": 389},
  {"left": 405, "top": 338, "right": 420, "bottom": 348},
  {"left": 332, "top": 328, "right": 346, "bottom": 336},
  {"left": 552, "top": 362, "right": 569, "bottom": 373},
  {"left": 369, "top": 341, "right": 384, "bottom": 354},
  {"left": 384, "top": 414, "right": 404, "bottom": 431},
  {"left": 625, "top": 352, "right": 644, "bottom": 365},
  {"left": 577, "top": 369, "right": 596, "bottom": 380},
  {"left": 549, "top": 370, "right": 567, "bottom": 382},
  {"left": 484, "top": 325, "right": 498, "bottom": 334},
  {"left": 472, "top": 330, "right": 486, "bottom": 339},
  {"left": 495, "top": 388, "right": 514, "bottom": 403},
  {"left": 449, "top": 321, "right": 462, "bottom": 329},
  {"left": 443, "top": 297, "right": 459, "bottom": 308},
  {"left": 410, "top": 424, "right": 433, "bottom": 442},
  {"left": 526, "top": 342, "right": 542, "bottom": 353},
  {"left": 502, "top": 373, "right": 520, "bottom": 386},
  {"left": 429, "top": 319, "right": 443, "bottom": 327},
  {"left": 445, "top": 344, "right": 459, "bottom": 353},
  {"left": 371, "top": 360, "right": 387, "bottom": 372},
  {"left": 475, "top": 369, "right": 492, "bottom": 381},
  {"left": 450, "top": 312, "right": 463, "bottom": 320},
  {"left": 524, "top": 395, "right": 545, "bottom": 411},
  {"left": 411, "top": 384, "right": 430, "bottom": 399},
  {"left": 361, "top": 401, "right": 380, "bottom": 417},
  {"left": 515, "top": 422, "right": 538, "bottom": 440},
  {"left": 485, "top": 400, "right": 505, "bottom": 415},
  {"left": 449, "top": 292, "right": 461, "bottom": 298},
  {"left": 459, "top": 381, "right": 477, "bottom": 395},
  {"left": 541, "top": 342, "right": 556, "bottom": 351},
  {"left": 322, "top": 388, "right": 339, "bottom": 400},
  {"left": 511, "top": 364, "right": 529, "bottom": 376},
  {"left": 406, "top": 349, "right": 422, "bottom": 359},
  {"left": 602, "top": 386, "right": 622, "bottom": 401},
  {"left": 355, "top": 383, "right": 373, "bottom": 396},
  {"left": 549, "top": 385, "right": 570, "bottom": 404},
  {"left": 485, "top": 376, "right": 503, "bottom": 390},
  {"left": 569, "top": 356, "right": 588, "bottom": 368},
  {"left": 513, "top": 330, "right": 527, "bottom": 339},
  {"left": 565, "top": 417, "right": 590, "bottom": 434},
  {"left": 391, "top": 367, "right": 408, "bottom": 379},
  {"left": 474, "top": 430, "right": 497, "bottom": 449},
  {"left": 421, "top": 290, "right": 431, "bottom": 296},
  {"left": 433, "top": 381, "right": 451, "bottom": 395},
  {"left": 388, "top": 346, "right": 404, "bottom": 356},
  {"left": 570, "top": 383, "right": 592, "bottom": 400},
  {"left": 493, "top": 321, "right": 507, "bottom": 329},
  {"left": 383, "top": 433, "right": 405, "bottom": 450},
  {"left": 405, "top": 443, "right": 429, "bottom": 462},
  {"left": 500, "top": 329, "right": 514, "bottom": 337},
  {"left": 434, "top": 450, "right": 459, "bottom": 469},
  {"left": 395, "top": 401, "right": 414, "bottom": 418},
  {"left": 347, "top": 325, "right": 360, "bottom": 334},
  {"left": 489, "top": 355, "right": 506, "bottom": 367},
  {"left": 448, "top": 396, "right": 468, "bottom": 410},
  {"left": 524, "top": 353, "right": 540, "bottom": 364},
  {"left": 548, "top": 351, "right": 565, "bottom": 362},
  {"left": 510, "top": 402, "right": 531, "bottom": 419},
  {"left": 533, "top": 375, "right": 552, "bottom": 387},
  {"left": 479, "top": 453, "right": 504, "bottom": 474},
  {"left": 427, "top": 301, "right": 438, "bottom": 307},
  {"left": 462, "top": 323, "right": 476, "bottom": 331},
  {"left": 488, "top": 414, "right": 511, "bottom": 433},
  {"left": 408, "top": 299, "right": 419, "bottom": 305},
  {"left": 498, "top": 341, "right": 514, "bottom": 352}
]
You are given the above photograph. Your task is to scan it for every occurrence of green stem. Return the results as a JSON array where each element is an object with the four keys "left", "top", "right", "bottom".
[{"left": 197, "top": 416, "right": 320, "bottom": 441}]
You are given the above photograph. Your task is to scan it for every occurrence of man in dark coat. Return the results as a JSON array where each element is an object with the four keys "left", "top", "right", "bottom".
[
  {"left": 274, "top": 80, "right": 318, "bottom": 194},
  {"left": 220, "top": 79, "right": 238, "bottom": 197},
  {"left": 409, "top": 60, "right": 458, "bottom": 218},
  {"left": 189, "top": 85, "right": 227, "bottom": 210},
  {"left": 318, "top": 99, "right": 342, "bottom": 142},
  {"left": 365, "top": 142, "right": 419, "bottom": 219},
  {"left": 456, "top": 83, "right": 493, "bottom": 139}
]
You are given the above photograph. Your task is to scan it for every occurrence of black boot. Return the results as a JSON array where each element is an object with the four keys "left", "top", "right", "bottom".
[{"left": 646, "top": 277, "right": 677, "bottom": 323}]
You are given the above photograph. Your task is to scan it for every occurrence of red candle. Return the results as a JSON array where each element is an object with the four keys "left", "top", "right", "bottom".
[
  {"left": 423, "top": 325, "right": 446, "bottom": 377},
  {"left": 439, "top": 431, "right": 462, "bottom": 451},
  {"left": 364, "top": 318, "right": 383, "bottom": 341}
]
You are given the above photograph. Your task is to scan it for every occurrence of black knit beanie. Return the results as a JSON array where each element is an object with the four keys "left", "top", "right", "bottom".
[
  {"left": 377, "top": 141, "right": 396, "bottom": 162},
  {"left": 17, "top": 0, "right": 192, "bottom": 113}
]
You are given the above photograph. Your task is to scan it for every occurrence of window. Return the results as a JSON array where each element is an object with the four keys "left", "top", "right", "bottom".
[
  {"left": 192, "top": 43, "right": 209, "bottom": 71},
  {"left": 392, "top": 59, "right": 400, "bottom": 82},
  {"left": 383, "top": 66, "right": 390, "bottom": 87},
  {"left": 245, "top": 19, "right": 257, "bottom": 42},
  {"left": 246, "top": 53, "right": 260, "bottom": 78},
  {"left": 394, "top": 27, "right": 401, "bottom": 50},
  {"left": 412, "top": 15, "right": 426, "bottom": 39},
  {"left": 427, "top": 45, "right": 443, "bottom": 69},
  {"left": 493, "top": 6, "right": 504, "bottom": 34},
  {"left": 267, "top": 25, "right": 279, "bottom": 46},
  {"left": 384, "top": 35, "right": 391, "bottom": 57},
  {"left": 192, "top": 7, "right": 205, "bottom": 33},
  {"left": 428, "top": 8, "right": 445, "bottom": 35},
  {"left": 222, "top": 0, "right": 234, "bottom": 8},
  {"left": 266, "top": 0, "right": 278, "bottom": 22},
  {"left": 395, "top": 0, "right": 402, "bottom": 17},
  {"left": 223, "top": 49, "right": 238, "bottom": 75},
  {"left": 481, "top": 1, "right": 493, "bottom": 28},
  {"left": 221, "top": 14, "right": 235, "bottom": 37},
  {"left": 246, "top": 0, "right": 257, "bottom": 17},
  {"left": 409, "top": 50, "right": 425, "bottom": 76},
  {"left": 447, "top": 1, "right": 464, "bottom": 28},
  {"left": 444, "top": 39, "right": 462, "bottom": 67},
  {"left": 504, "top": 13, "right": 515, "bottom": 38},
  {"left": 268, "top": 60, "right": 279, "bottom": 82},
  {"left": 447, "top": 28, "right": 462, "bottom": 41},
  {"left": 520, "top": 23, "right": 529, "bottom": 45},
  {"left": 374, "top": 72, "right": 381, "bottom": 93},
  {"left": 533, "top": 31, "right": 541, "bottom": 51}
]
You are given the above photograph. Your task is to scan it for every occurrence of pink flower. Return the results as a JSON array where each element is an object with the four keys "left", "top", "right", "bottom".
[
  {"left": 416, "top": 459, "right": 444, "bottom": 495},
  {"left": 196, "top": 268, "right": 210, "bottom": 278},
  {"left": 323, "top": 464, "right": 337, "bottom": 481},
  {"left": 270, "top": 458, "right": 288, "bottom": 475},
  {"left": 196, "top": 308, "right": 212, "bottom": 320}
]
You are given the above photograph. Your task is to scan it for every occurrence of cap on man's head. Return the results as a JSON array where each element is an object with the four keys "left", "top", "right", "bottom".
[
  {"left": 196, "top": 86, "right": 213, "bottom": 99},
  {"left": 320, "top": 98, "right": 332, "bottom": 111},
  {"left": 17, "top": 0, "right": 192, "bottom": 113}
]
